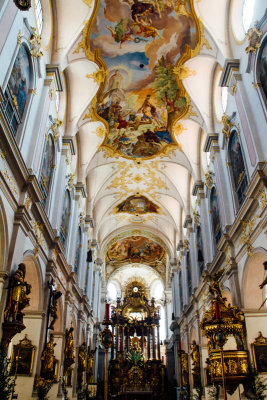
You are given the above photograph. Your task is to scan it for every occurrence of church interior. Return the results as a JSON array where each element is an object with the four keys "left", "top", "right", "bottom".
[{"left": 0, "top": 0, "right": 266, "bottom": 399}]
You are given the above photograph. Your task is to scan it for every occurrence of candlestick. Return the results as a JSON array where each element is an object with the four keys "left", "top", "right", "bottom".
[{"left": 105, "top": 303, "right": 110, "bottom": 321}]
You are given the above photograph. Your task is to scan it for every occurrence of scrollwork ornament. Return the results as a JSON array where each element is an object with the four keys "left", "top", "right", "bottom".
[
  {"left": 205, "top": 169, "right": 213, "bottom": 190},
  {"left": 30, "top": 27, "right": 43, "bottom": 58},
  {"left": 245, "top": 25, "right": 263, "bottom": 54},
  {"left": 51, "top": 118, "right": 63, "bottom": 142},
  {"left": 221, "top": 114, "right": 233, "bottom": 139}
]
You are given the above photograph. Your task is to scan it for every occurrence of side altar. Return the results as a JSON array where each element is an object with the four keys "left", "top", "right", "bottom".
[{"left": 108, "top": 281, "right": 165, "bottom": 399}]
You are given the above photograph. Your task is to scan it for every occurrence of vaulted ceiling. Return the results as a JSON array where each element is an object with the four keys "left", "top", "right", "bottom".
[{"left": 49, "top": 0, "right": 233, "bottom": 283}]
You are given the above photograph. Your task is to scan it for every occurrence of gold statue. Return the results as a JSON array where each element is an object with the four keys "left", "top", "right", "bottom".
[
  {"left": 78, "top": 342, "right": 87, "bottom": 372},
  {"left": 41, "top": 335, "right": 56, "bottom": 380},
  {"left": 190, "top": 340, "right": 200, "bottom": 371},
  {"left": 65, "top": 327, "right": 74, "bottom": 360},
  {"left": 87, "top": 347, "right": 96, "bottom": 383},
  {"left": 4, "top": 263, "right": 31, "bottom": 323}
]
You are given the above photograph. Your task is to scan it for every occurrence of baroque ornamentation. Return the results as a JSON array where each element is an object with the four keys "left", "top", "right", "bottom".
[
  {"left": 29, "top": 28, "right": 43, "bottom": 58},
  {"left": 221, "top": 114, "right": 233, "bottom": 139},
  {"left": 86, "top": 68, "right": 108, "bottom": 86},
  {"left": 245, "top": 25, "right": 263, "bottom": 54},
  {"left": 51, "top": 118, "right": 63, "bottom": 142},
  {"left": 204, "top": 169, "right": 213, "bottom": 190},
  {"left": 239, "top": 217, "right": 257, "bottom": 257}
]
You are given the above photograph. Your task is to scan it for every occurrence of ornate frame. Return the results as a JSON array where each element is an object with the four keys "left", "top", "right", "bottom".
[
  {"left": 12, "top": 335, "right": 36, "bottom": 376},
  {"left": 251, "top": 332, "right": 267, "bottom": 374}
]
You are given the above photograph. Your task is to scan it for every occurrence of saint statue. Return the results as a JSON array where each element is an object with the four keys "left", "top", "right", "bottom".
[
  {"left": 41, "top": 334, "right": 56, "bottom": 380},
  {"left": 48, "top": 281, "right": 62, "bottom": 331},
  {"left": 78, "top": 342, "right": 87, "bottom": 372},
  {"left": 65, "top": 327, "right": 74, "bottom": 360},
  {"left": 4, "top": 263, "right": 31, "bottom": 323},
  {"left": 190, "top": 340, "right": 200, "bottom": 371}
]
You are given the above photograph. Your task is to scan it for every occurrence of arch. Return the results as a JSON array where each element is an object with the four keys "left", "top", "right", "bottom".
[
  {"left": 242, "top": 250, "right": 267, "bottom": 309},
  {"left": 228, "top": 128, "right": 248, "bottom": 207},
  {"left": 255, "top": 33, "right": 267, "bottom": 113},
  {"left": 22, "top": 253, "right": 43, "bottom": 311}
]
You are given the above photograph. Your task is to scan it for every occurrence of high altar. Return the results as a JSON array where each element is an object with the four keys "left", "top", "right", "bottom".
[{"left": 108, "top": 281, "right": 165, "bottom": 399}]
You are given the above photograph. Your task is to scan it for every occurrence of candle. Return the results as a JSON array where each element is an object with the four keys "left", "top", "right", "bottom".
[
  {"left": 178, "top": 340, "right": 181, "bottom": 350},
  {"left": 119, "top": 341, "right": 123, "bottom": 352},
  {"left": 105, "top": 303, "right": 110, "bottom": 320},
  {"left": 215, "top": 301, "right": 220, "bottom": 319}
]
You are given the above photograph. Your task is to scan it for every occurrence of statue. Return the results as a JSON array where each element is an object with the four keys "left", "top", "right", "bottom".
[
  {"left": 4, "top": 263, "right": 31, "bottom": 323},
  {"left": 48, "top": 280, "right": 62, "bottom": 331},
  {"left": 87, "top": 347, "right": 96, "bottom": 383},
  {"left": 190, "top": 340, "right": 200, "bottom": 372},
  {"left": 78, "top": 342, "right": 87, "bottom": 372},
  {"left": 64, "top": 327, "right": 75, "bottom": 372},
  {"left": 41, "top": 334, "right": 56, "bottom": 380}
]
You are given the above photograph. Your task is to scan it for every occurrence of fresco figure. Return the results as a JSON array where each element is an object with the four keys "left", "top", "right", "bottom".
[{"left": 90, "top": 0, "right": 198, "bottom": 159}]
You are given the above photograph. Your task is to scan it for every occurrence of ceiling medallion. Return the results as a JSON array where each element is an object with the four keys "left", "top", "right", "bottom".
[
  {"left": 14, "top": 0, "right": 31, "bottom": 11},
  {"left": 83, "top": 0, "right": 203, "bottom": 160},
  {"left": 115, "top": 195, "right": 159, "bottom": 214}
]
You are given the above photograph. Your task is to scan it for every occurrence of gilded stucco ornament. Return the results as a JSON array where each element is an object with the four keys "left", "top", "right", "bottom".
[
  {"left": 50, "top": 118, "right": 63, "bottom": 142},
  {"left": 204, "top": 169, "right": 213, "bottom": 190},
  {"left": 30, "top": 28, "right": 43, "bottom": 58},
  {"left": 32, "top": 220, "right": 45, "bottom": 258},
  {"left": 245, "top": 25, "right": 263, "bottom": 54},
  {"left": 221, "top": 114, "right": 233, "bottom": 139},
  {"left": 239, "top": 217, "right": 257, "bottom": 257}
]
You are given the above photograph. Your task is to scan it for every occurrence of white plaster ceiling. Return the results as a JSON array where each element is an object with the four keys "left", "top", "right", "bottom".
[{"left": 50, "top": 0, "right": 231, "bottom": 282}]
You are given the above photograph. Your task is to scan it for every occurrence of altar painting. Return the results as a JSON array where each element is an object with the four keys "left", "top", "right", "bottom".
[
  {"left": 90, "top": 0, "right": 199, "bottom": 159},
  {"left": 106, "top": 235, "right": 165, "bottom": 265},
  {"left": 116, "top": 195, "right": 159, "bottom": 213}
]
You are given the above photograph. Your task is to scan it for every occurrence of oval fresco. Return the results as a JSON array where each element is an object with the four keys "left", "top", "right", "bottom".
[
  {"left": 116, "top": 195, "right": 159, "bottom": 213},
  {"left": 88, "top": 0, "right": 202, "bottom": 159},
  {"left": 106, "top": 235, "right": 165, "bottom": 265}
]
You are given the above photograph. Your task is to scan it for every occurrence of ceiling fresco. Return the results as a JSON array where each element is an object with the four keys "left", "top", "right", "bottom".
[
  {"left": 115, "top": 194, "right": 159, "bottom": 214},
  {"left": 88, "top": 0, "right": 203, "bottom": 159},
  {"left": 106, "top": 235, "right": 165, "bottom": 265}
]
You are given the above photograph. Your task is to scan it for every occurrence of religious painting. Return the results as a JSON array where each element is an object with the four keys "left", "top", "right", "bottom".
[
  {"left": 6, "top": 45, "right": 31, "bottom": 118},
  {"left": 40, "top": 134, "right": 55, "bottom": 205},
  {"left": 116, "top": 195, "right": 159, "bottom": 214},
  {"left": 89, "top": 0, "right": 201, "bottom": 159},
  {"left": 106, "top": 235, "right": 165, "bottom": 265},
  {"left": 259, "top": 38, "right": 267, "bottom": 102},
  {"left": 210, "top": 187, "right": 222, "bottom": 245},
  {"left": 251, "top": 332, "right": 267, "bottom": 374},
  {"left": 74, "top": 226, "right": 82, "bottom": 274},
  {"left": 12, "top": 335, "right": 35, "bottom": 376},
  {"left": 60, "top": 189, "right": 71, "bottom": 246},
  {"left": 229, "top": 130, "right": 248, "bottom": 205}
]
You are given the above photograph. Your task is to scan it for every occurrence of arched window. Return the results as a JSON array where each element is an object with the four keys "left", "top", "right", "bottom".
[
  {"left": 210, "top": 187, "right": 222, "bottom": 245},
  {"left": 3, "top": 45, "right": 31, "bottom": 135},
  {"left": 258, "top": 37, "right": 267, "bottom": 103},
  {"left": 196, "top": 226, "right": 204, "bottom": 275},
  {"left": 39, "top": 134, "right": 55, "bottom": 207},
  {"left": 242, "top": 0, "right": 256, "bottom": 32},
  {"left": 179, "top": 270, "right": 183, "bottom": 311},
  {"left": 186, "top": 252, "right": 192, "bottom": 298},
  {"left": 229, "top": 130, "right": 248, "bottom": 206},
  {"left": 34, "top": 0, "right": 43, "bottom": 34},
  {"left": 74, "top": 226, "right": 82, "bottom": 274},
  {"left": 60, "top": 190, "right": 71, "bottom": 246}
]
